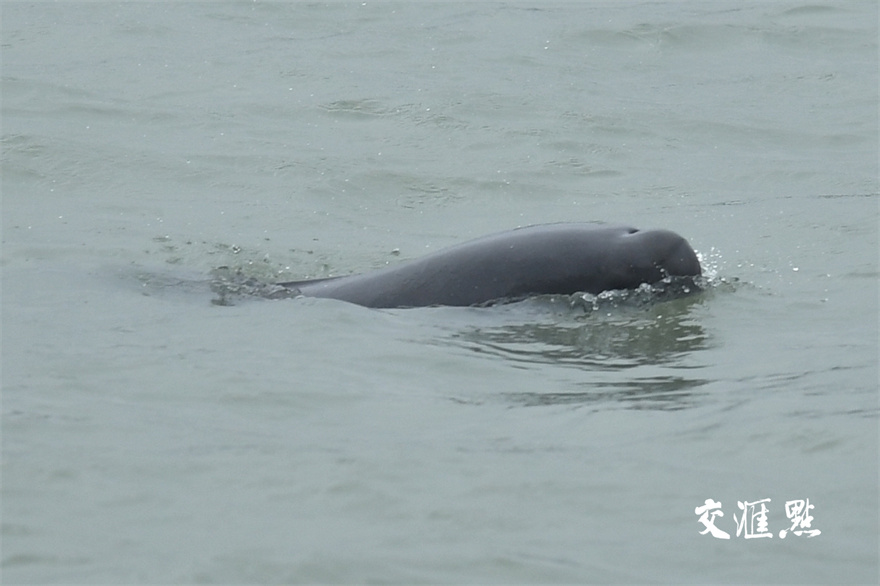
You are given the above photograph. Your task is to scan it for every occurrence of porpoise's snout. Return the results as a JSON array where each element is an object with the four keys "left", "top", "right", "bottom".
[
  {"left": 661, "top": 233, "right": 701, "bottom": 277},
  {"left": 623, "top": 228, "right": 701, "bottom": 277}
]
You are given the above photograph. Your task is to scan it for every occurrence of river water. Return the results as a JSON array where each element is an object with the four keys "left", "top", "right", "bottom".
[{"left": 2, "top": 2, "right": 878, "bottom": 584}]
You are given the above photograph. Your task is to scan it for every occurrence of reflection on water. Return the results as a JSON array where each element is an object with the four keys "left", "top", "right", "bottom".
[
  {"left": 505, "top": 376, "right": 709, "bottom": 411},
  {"left": 447, "top": 286, "right": 712, "bottom": 410},
  {"left": 453, "top": 286, "right": 708, "bottom": 369},
  {"left": 455, "top": 303, "right": 706, "bottom": 368}
]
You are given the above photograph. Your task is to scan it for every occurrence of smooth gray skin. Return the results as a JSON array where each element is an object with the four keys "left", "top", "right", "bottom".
[{"left": 279, "top": 223, "right": 701, "bottom": 308}]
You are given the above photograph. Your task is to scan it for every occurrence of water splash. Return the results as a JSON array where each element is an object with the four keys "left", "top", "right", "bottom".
[{"left": 209, "top": 266, "right": 300, "bottom": 306}]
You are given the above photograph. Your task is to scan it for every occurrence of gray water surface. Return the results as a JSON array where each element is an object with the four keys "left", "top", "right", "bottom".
[{"left": 2, "top": 2, "right": 878, "bottom": 584}]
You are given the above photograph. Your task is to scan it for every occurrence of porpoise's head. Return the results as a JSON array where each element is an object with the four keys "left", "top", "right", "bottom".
[{"left": 601, "top": 227, "right": 701, "bottom": 291}]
